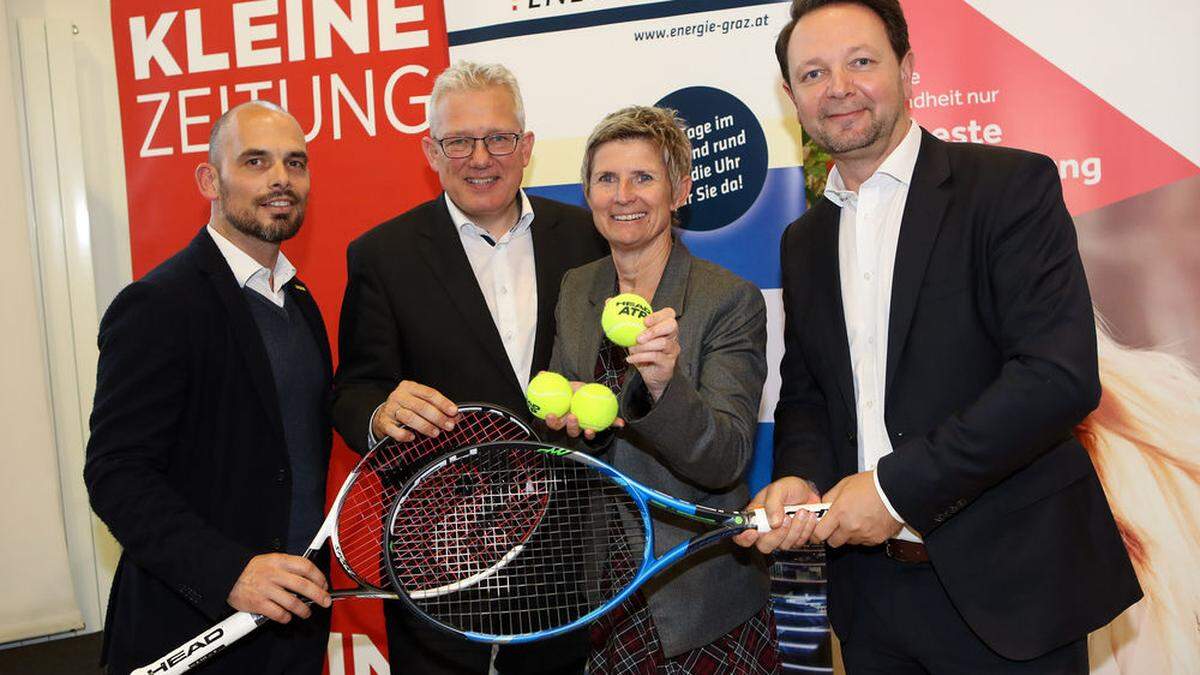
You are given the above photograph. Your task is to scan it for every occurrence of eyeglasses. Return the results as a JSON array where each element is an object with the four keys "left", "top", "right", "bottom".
[{"left": 433, "top": 133, "right": 522, "bottom": 159}]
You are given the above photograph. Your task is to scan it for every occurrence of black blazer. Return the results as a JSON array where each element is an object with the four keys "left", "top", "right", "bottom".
[
  {"left": 84, "top": 230, "right": 332, "bottom": 674},
  {"left": 774, "top": 131, "right": 1140, "bottom": 660},
  {"left": 331, "top": 194, "right": 607, "bottom": 453}
]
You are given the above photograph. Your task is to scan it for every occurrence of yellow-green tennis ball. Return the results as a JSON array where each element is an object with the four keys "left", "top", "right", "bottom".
[
  {"left": 602, "top": 293, "right": 652, "bottom": 347},
  {"left": 525, "top": 371, "right": 573, "bottom": 419},
  {"left": 571, "top": 383, "right": 619, "bottom": 432}
]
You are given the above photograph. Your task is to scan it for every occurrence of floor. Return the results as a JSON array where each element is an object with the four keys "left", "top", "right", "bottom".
[{"left": 0, "top": 632, "right": 104, "bottom": 674}]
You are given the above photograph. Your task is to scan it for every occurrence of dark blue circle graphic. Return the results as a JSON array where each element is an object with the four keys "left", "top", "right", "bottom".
[{"left": 656, "top": 86, "right": 768, "bottom": 232}]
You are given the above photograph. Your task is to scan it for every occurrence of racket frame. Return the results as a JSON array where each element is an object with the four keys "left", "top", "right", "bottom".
[
  {"left": 130, "top": 403, "right": 534, "bottom": 675},
  {"left": 387, "top": 441, "right": 828, "bottom": 645}
]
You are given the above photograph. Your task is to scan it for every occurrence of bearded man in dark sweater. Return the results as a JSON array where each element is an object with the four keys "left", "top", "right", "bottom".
[{"left": 85, "top": 101, "right": 333, "bottom": 675}]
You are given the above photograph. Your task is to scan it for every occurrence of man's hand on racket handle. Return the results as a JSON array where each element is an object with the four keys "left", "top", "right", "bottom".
[
  {"left": 734, "top": 476, "right": 824, "bottom": 553},
  {"left": 371, "top": 380, "right": 459, "bottom": 443},
  {"left": 813, "top": 471, "right": 903, "bottom": 547},
  {"left": 227, "top": 553, "right": 332, "bottom": 623}
]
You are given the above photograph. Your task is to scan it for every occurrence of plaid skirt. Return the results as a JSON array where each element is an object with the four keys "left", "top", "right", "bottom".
[{"left": 587, "top": 592, "right": 781, "bottom": 675}]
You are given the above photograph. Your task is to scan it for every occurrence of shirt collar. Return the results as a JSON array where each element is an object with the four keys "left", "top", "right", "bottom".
[
  {"left": 206, "top": 224, "right": 296, "bottom": 290},
  {"left": 446, "top": 190, "right": 536, "bottom": 242},
  {"left": 824, "top": 119, "right": 921, "bottom": 207}
]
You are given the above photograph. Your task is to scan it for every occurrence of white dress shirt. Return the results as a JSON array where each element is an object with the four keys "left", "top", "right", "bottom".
[
  {"left": 445, "top": 190, "right": 538, "bottom": 392},
  {"left": 206, "top": 225, "right": 296, "bottom": 306},
  {"left": 824, "top": 119, "right": 923, "bottom": 542}
]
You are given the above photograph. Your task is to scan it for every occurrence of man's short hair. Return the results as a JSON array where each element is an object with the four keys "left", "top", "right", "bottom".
[
  {"left": 207, "top": 100, "right": 289, "bottom": 167},
  {"left": 774, "top": 0, "right": 911, "bottom": 84},
  {"left": 428, "top": 62, "right": 526, "bottom": 137},
  {"left": 581, "top": 106, "right": 693, "bottom": 200}
]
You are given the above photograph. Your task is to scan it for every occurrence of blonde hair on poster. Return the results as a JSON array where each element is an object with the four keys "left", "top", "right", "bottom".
[{"left": 1079, "top": 317, "right": 1200, "bottom": 673}]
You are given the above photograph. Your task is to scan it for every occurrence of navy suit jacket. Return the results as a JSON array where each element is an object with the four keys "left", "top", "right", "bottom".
[
  {"left": 774, "top": 131, "right": 1140, "bottom": 660},
  {"left": 85, "top": 229, "right": 332, "bottom": 674},
  {"left": 331, "top": 194, "right": 607, "bottom": 452},
  {"left": 330, "top": 194, "right": 607, "bottom": 671}
]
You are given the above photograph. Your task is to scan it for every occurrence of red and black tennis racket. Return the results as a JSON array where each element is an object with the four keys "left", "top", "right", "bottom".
[{"left": 132, "top": 403, "right": 534, "bottom": 675}]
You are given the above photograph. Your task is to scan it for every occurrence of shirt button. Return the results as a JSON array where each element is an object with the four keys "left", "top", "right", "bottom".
[
  {"left": 271, "top": 537, "right": 282, "bottom": 551},
  {"left": 866, "top": 400, "right": 875, "bottom": 409},
  {"left": 500, "top": 287, "right": 508, "bottom": 295},
  {"left": 864, "top": 272, "right": 872, "bottom": 281}
]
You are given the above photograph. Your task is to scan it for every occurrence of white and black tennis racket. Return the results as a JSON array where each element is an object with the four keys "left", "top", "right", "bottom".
[
  {"left": 132, "top": 403, "right": 534, "bottom": 675},
  {"left": 383, "top": 440, "right": 828, "bottom": 644}
]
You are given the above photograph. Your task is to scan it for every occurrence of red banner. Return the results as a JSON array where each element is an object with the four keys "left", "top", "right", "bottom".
[{"left": 110, "top": 1, "right": 451, "bottom": 670}]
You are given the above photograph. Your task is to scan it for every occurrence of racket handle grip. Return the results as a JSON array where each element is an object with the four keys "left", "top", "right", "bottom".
[
  {"left": 751, "top": 503, "right": 831, "bottom": 533},
  {"left": 129, "top": 610, "right": 262, "bottom": 674}
]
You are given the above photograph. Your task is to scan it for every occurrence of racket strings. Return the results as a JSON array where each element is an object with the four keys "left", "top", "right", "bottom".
[
  {"left": 333, "top": 408, "right": 533, "bottom": 589},
  {"left": 388, "top": 447, "right": 647, "bottom": 638}
]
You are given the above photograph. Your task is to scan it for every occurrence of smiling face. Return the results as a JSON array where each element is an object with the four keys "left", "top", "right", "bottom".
[
  {"left": 422, "top": 86, "right": 533, "bottom": 231},
  {"left": 586, "top": 138, "right": 691, "bottom": 254},
  {"left": 200, "top": 105, "right": 310, "bottom": 243},
  {"left": 783, "top": 3, "right": 913, "bottom": 165}
]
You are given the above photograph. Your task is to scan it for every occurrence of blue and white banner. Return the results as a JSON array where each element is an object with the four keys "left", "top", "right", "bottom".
[
  {"left": 447, "top": 0, "right": 804, "bottom": 493},
  {"left": 445, "top": 1, "right": 828, "bottom": 668}
]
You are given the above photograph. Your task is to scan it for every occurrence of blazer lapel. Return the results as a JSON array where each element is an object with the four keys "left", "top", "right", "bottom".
[
  {"left": 579, "top": 258, "right": 616, "bottom": 379},
  {"left": 190, "top": 230, "right": 286, "bottom": 444},
  {"left": 648, "top": 240, "right": 692, "bottom": 320},
  {"left": 415, "top": 195, "right": 522, "bottom": 393},
  {"left": 807, "top": 200, "right": 857, "bottom": 418},
  {"left": 530, "top": 206, "right": 563, "bottom": 379},
  {"left": 886, "top": 132, "right": 952, "bottom": 396}
]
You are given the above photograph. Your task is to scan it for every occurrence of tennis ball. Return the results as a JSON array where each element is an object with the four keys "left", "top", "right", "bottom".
[
  {"left": 602, "top": 293, "right": 652, "bottom": 347},
  {"left": 570, "top": 383, "right": 619, "bottom": 432},
  {"left": 525, "top": 371, "right": 573, "bottom": 419}
]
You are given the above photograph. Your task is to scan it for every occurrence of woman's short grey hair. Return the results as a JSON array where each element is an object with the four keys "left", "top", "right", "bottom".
[
  {"left": 428, "top": 61, "right": 526, "bottom": 136},
  {"left": 581, "top": 106, "right": 693, "bottom": 198}
]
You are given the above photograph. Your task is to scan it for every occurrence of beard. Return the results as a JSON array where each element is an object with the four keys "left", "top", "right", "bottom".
[
  {"left": 220, "top": 186, "right": 306, "bottom": 243},
  {"left": 808, "top": 105, "right": 897, "bottom": 156}
]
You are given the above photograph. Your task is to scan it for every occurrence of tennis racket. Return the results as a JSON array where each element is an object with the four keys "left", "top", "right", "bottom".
[
  {"left": 133, "top": 403, "right": 534, "bottom": 675},
  {"left": 383, "top": 440, "right": 829, "bottom": 644}
]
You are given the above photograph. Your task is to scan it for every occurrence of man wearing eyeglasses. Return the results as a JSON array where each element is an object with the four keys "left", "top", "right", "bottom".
[{"left": 331, "top": 61, "right": 605, "bottom": 674}]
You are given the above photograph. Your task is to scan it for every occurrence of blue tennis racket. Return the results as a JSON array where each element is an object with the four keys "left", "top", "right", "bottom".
[{"left": 383, "top": 440, "right": 828, "bottom": 643}]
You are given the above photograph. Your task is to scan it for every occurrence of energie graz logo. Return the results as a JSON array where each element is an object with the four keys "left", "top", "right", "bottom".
[{"left": 515, "top": 0, "right": 617, "bottom": 12}]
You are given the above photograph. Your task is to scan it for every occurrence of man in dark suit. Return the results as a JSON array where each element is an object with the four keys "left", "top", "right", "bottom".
[
  {"left": 331, "top": 62, "right": 606, "bottom": 674},
  {"left": 85, "top": 101, "right": 333, "bottom": 674},
  {"left": 736, "top": 1, "right": 1140, "bottom": 672}
]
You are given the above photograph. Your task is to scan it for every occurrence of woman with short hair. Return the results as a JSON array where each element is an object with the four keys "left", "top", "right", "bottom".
[{"left": 544, "top": 105, "right": 780, "bottom": 672}]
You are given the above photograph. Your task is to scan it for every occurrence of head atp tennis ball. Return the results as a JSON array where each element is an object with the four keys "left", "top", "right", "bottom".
[
  {"left": 570, "top": 383, "right": 619, "bottom": 432},
  {"left": 525, "top": 371, "right": 573, "bottom": 419},
  {"left": 602, "top": 293, "right": 652, "bottom": 347}
]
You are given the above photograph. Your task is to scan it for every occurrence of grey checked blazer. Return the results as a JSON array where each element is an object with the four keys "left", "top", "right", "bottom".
[{"left": 549, "top": 239, "right": 771, "bottom": 657}]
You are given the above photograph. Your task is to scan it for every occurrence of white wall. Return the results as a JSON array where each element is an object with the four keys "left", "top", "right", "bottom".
[
  {"left": 3, "top": 0, "right": 128, "bottom": 642},
  {"left": 0, "top": 1, "right": 85, "bottom": 647},
  {"left": 8, "top": 0, "right": 131, "bottom": 309}
]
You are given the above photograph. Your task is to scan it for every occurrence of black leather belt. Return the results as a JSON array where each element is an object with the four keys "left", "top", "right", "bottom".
[{"left": 885, "top": 539, "right": 930, "bottom": 563}]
